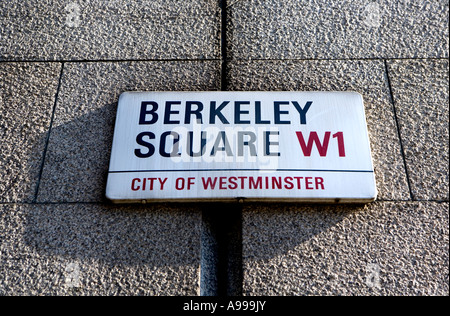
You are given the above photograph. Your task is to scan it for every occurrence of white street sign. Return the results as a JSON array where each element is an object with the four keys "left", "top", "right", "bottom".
[{"left": 106, "top": 91, "right": 377, "bottom": 203}]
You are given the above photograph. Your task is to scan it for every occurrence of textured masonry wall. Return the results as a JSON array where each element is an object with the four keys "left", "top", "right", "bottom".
[{"left": 0, "top": 0, "right": 448, "bottom": 296}]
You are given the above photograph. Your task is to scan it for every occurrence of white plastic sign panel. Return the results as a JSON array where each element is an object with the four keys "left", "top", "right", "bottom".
[{"left": 106, "top": 91, "right": 377, "bottom": 203}]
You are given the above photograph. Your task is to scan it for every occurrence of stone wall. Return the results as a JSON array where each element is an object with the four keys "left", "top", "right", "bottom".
[{"left": 1, "top": 0, "right": 448, "bottom": 296}]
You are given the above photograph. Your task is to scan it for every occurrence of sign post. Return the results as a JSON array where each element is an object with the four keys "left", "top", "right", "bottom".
[{"left": 106, "top": 91, "right": 377, "bottom": 203}]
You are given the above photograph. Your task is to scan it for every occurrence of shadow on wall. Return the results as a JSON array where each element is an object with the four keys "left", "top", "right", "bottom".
[
  {"left": 1, "top": 62, "right": 363, "bottom": 275},
  {"left": 241, "top": 202, "right": 367, "bottom": 261},
  {"left": 24, "top": 101, "right": 206, "bottom": 269},
  {"left": 0, "top": 100, "right": 203, "bottom": 273},
  {"left": 17, "top": 104, "right": 356, "bottom": 271},
  {"left": 0, "top": 61, "right": 218, "bottom": 280},
  {"left": 22, "top": 202, "right": 202, "bottom": 268}
]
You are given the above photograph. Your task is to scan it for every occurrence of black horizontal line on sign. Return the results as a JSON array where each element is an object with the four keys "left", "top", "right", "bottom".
[{"left": 108, "top": 169, "right": 374, "bottom": 173}]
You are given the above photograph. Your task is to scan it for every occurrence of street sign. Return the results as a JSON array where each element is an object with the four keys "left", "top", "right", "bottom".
[{"left": 106, "top": 91, "right": 377, "bottom": 203}]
